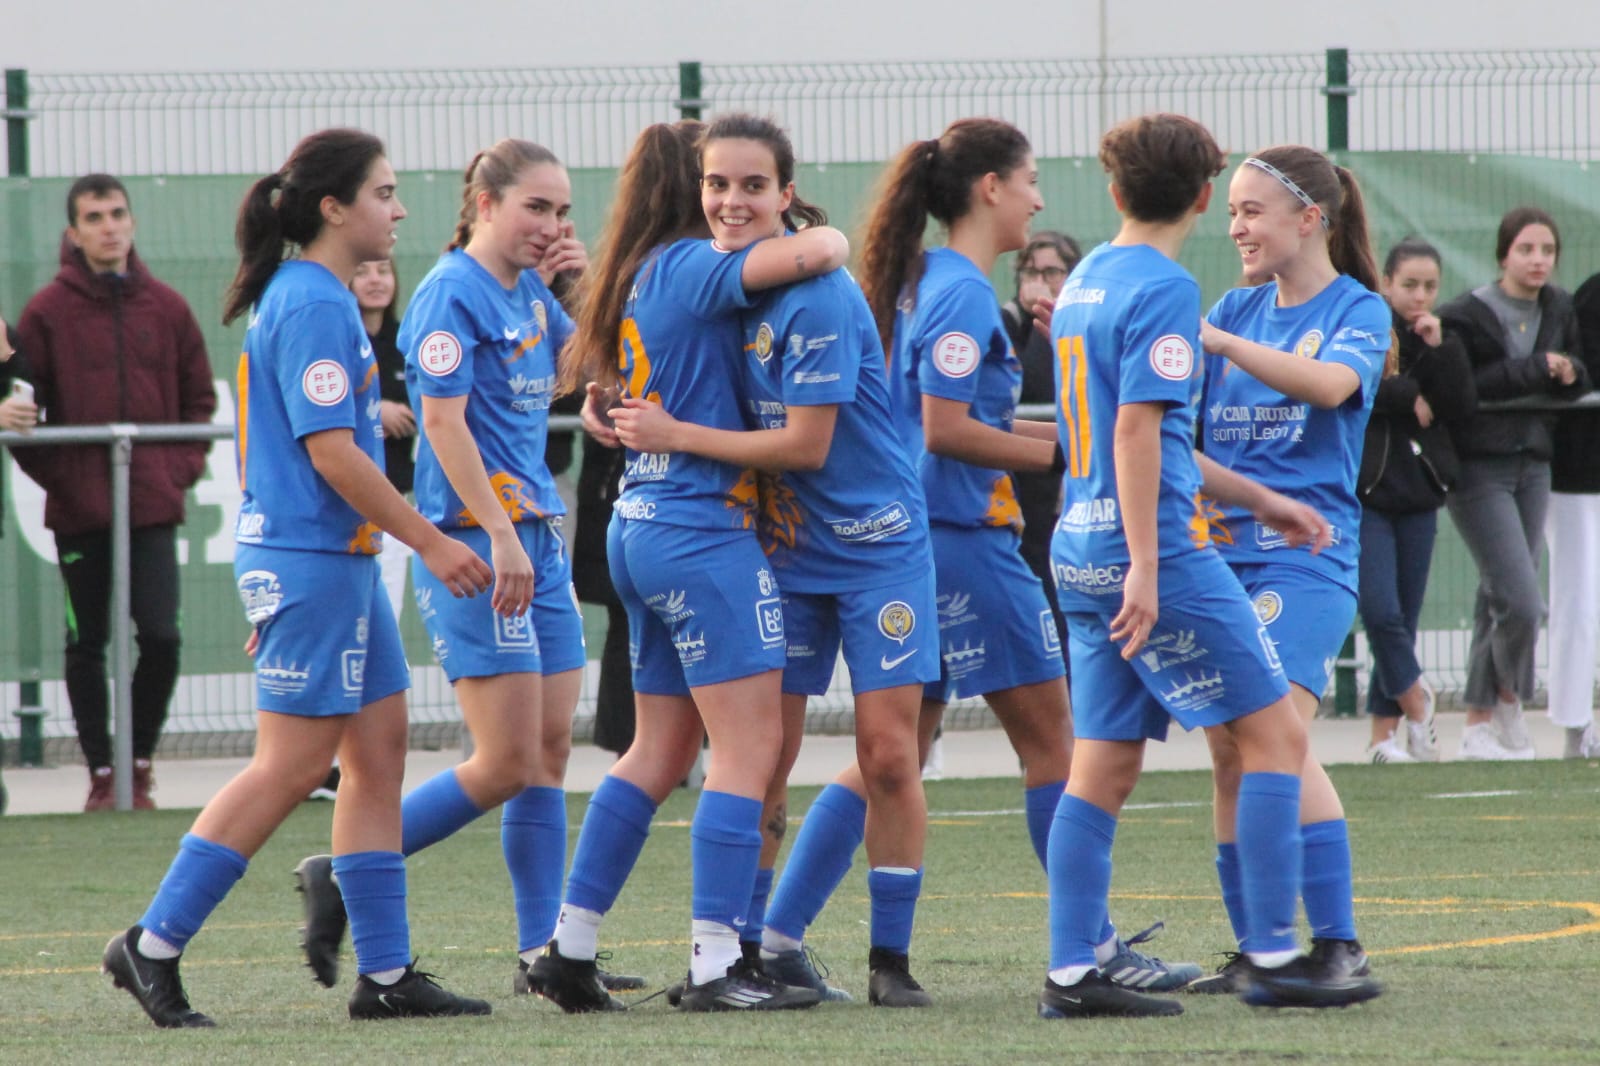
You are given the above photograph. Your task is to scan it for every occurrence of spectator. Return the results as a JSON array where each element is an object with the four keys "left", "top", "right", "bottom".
[
  {"left": 1547, "top": 270, "right": 1600, "bottom": 759},
  {"left": 1, "top": 313, "right": 39, "bottom": 530},
  {"left": 1002, "top": 230, "right": 1083, "bottom": 648},
  {"left": 13, "top": 174, "right": 217, "bottom": 811},
  {"left": 1439, "top": 206, "right": 1588, "bottom": 760},
  {"left": 1357, "top": 238, "right": 1475, "bottom": 763},
  {"left": 351, "top": 258, "right": 417, "bottom": 620}
]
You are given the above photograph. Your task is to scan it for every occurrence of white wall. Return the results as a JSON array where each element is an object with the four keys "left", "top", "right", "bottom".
[{"left": 5, "top": 0, "right": 1598, "bottom": 74}]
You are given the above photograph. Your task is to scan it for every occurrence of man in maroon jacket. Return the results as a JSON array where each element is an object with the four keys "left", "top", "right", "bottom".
[{"left": 13, "top": 174, "right": 217, "bottom": 812}]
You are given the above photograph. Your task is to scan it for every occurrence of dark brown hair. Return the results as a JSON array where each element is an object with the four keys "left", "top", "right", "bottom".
[
  {"left": 558, "top": 121, "right": 706, "bottom": 395},
  {"left": 857, "top": 118, "right": 1032, "bottom": 352},
  {"left": 700, "top": 113, "right": 827, "bottom": 231},
  {"left": 1099, "top": 113, "right": 1226, "bottom": 223},
  {"left": 223, "top": 128, "right": 386, "bottom": 325},
  {"left": 1494, "top": 205, "right": 1561, "bottom": 268}
]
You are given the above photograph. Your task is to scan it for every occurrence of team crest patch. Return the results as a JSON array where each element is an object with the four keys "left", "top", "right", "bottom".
[
  {"left": 931, "top": 332, "right": 981, "bottom": 378},
  {"left": 532, "top": 299, "right": 548, "bottom": 333},
  {"left": 1253, "top": 589, "right": 1283, "bottom": 625},
  {"left": 754, "top": 322, "right": 775, "bottom": 364},
  {"left": 1149, "top": 334, "right": 1194, "bottom": 381},
  {"left": 878, "top": 601, "right": 916, "bottom": 645},
  {"left": 418, "top": 330, "right": 464, "bottom": 376},
  {"left": 1293, "top": 330, "right": 1324, "bottom": 360},
  {"left": 302, "top": 360, "right": 349, "bottom": 406}
]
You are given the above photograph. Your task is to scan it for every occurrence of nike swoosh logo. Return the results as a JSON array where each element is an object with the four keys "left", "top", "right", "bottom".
[
  {"left": 359, "top": 345, "right": 373, "bottom": 360},
  {"left": 1057, "top": 994, "right": 1082, "bottom": 1004},
  {"left": 503, "top": 327, "right": 520, "bottom": 340},
  {"left": 378, "top": 992, "right": 400, "bottom": 1012},
  {"left": 881, "top": 649, "right": 918, "bottom": 670}
]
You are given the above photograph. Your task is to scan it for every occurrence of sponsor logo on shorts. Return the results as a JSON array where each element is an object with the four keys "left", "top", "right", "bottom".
[
  {"left": 756, "top": 598, "right": 784, "bottom": 646},
  {"left": 1257, "top": 626, "right": 1283, "bottom": 674},
  {"left": 341, "top": 647, "right": 365, "bottom": 693},
  {"left": 878, "top": 601, "right": 916, "bottom": 645},
  {"left": 943, "top": 639, "right": 987, "bottom": 681},
  {"left": 258, "top": 658, "right": 310, "bottom": 697},
  {"left": 674, "top": 629, "right": 707, "bottom": 665},
  {"left": 416, "top": 587, "right": 434, "bottom": 618},
  {"left": 1163, "top": 669, "right": 1225, "bottom": 712},
  {"left": 1253, "top": 590, "right": 1283, "bottom": 625},
  {"left": 1040, "top": 609, "right": 1061, "bottom": 654},
  {"left": 757, "top": 569, "right": 776, "bottom": 597},
  {"left": 646, "top": 587, "right": 693, "bottom": 625},
  {"left": 1138, "top": 628, "right": 1209, "bottom": 672},
  {"left": 880, "top": 648, "right": 918, "bottom": 671},
  {"left": 937, "top": 590, "right": 976, "bottom": 628},
  {"left": 237, "top": 569, "right": 284, "bottom": 625},
  {"left": 432, "top": 633, "right": 450, "bottom": 663},
  {"left": 496, "top": 610, "right": 538, "bottom": 650}
]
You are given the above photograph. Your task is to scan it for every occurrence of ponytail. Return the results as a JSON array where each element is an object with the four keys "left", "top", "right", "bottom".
[
  {"left": 857, "top": 139, "right": 940, "bottom": 353},
  {"left": 858, "top": 119, "right": 1031, "bottom": 354},
  {"left": 1329, "top": 165, "right": 1379, "bottom": 293},
  {"left": 448, "top": 151, "right": 488, "bottom": 252},
  {"left": 222, "top": 128, "right": 386, "bottom": 326},
  {"left": 1246, "top": 145, "right": 1379, "bottom": 293},
  {"left": 223, "top": 173, "right": 286, "bottom": 325}
]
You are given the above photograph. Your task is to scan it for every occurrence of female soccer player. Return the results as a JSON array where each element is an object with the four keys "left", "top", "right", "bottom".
[
  {"left": 609, "top": 113, "right": 938, "bottom": 1007},
  {"left": 1041, "top": 112, "right": 1381, "bottom": 1017},
  {"left": 1194, "top": 145, "right": 1390, "bottom": 993},
  {"left": 762, "top": 117, "right": 1196, "bottom": 1000},
  {"left": 532, "top": 120, "right": 848, "bottom": 1013},
  {"left": 102, "top": 128, "right": 493, "bottom": 1027},
  {"left": 1439, "top": 207, "right": 1588, "bottom": 759}
]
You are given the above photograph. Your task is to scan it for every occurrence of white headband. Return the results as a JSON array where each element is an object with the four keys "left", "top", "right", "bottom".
[{"left": 1243, "top": 156, "right": 1330, "bottom": 230}]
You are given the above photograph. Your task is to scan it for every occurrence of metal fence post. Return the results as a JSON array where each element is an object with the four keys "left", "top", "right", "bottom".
[
  {"left": 4, "top": 68, "right": 29, "bottom": 177},
  {"left": 1324, "top": 47, "right": 1351, "bottom": 154},
  {"left": 110, "top": 427, "right": 136, "bottom": 810},
  {"left": 677, "top": 61, "right": 704, "bottom": 121}
]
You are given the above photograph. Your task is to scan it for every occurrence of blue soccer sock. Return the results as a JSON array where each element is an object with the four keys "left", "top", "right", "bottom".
[
  {"left": 138, "top": 833, "right": 248, "bottom": 953},
  {"left": 334, "top": 851, "right": 411, "bottom": 976},
  {"left": 1046, "top": 793, "right": 1116, "bottom": 971},
  {"left": 1236, "top": 772, "right": 1302, "bottom": 956},
  {"left": 563, "top": 775, "right": 657, "bottom": 916},
  {"left": 867, "top": 867, "right": 923, "bottom": 955},
  {"left": 1215, "top": 842, "right": 1248, "bottom": 945},
  {"left": 690, "top": 790, "right": 764, "bottom": 929},
  {"left": 1024, "top": 779, "right": 1065, "bottom": 872},
  {"left": 743, "top": 866, "right": 775, "bottom": 948},
  {"left": 763, "top": 783, "right": 867, "bottom": 943},
  {"left": 501, "top": 785, "right": 567, "bottom": 952},
  {"left": 1301, "top": 818, "right": 1357, "bottom": 941},
  {"left": 400, "top": 768, "right": 485, "bottom": 856}
]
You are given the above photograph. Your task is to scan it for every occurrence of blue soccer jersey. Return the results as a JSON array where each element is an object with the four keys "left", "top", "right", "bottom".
[
  {"left": 1047, "top": 243, "right": 1210, "bottom": 609},
  {"left": 1202, "top": 274, "right": 1388, "bottom": 591},
  {"left": 739, "top": 267, "right": 931, "bottom": 593},
  {"left": 611, "top": 238, "right": 760, "bottom": 530},
  {"left": 234, "top": 260, "right": 387, "bottom": 555},
  {"left": 888, "top": 247, "right": 1024, "bottom": 533},
  {"left": 400, "top": 250, "right": 571, "bottom": 530}
]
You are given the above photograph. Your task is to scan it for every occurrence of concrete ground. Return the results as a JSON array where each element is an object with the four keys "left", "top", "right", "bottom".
[{"left": 1, "top": 711, "right": 1577, "bottom": 816}]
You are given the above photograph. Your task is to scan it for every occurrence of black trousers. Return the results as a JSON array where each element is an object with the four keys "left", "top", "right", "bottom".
[
  {"left": 56, "top": 525, "right": 181, "bottom": 768},
  {"left": 590, "top": 601, "right": 636, "bottom": 756}
]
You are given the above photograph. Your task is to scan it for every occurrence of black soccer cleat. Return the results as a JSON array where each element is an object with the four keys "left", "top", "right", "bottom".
[
  {"left": 527, "top": 941, "right": 626, "bottom": 1013},
  {"left": 294, "top": 854, "right": 348, "bottom": 988},
  {"left": 1037, "top": 970, "right": 1184, "bottom": 1019},
  {"left": 348, "top": 963, "right": 492, "bottom": 1020},
  {"left": 1239, "top": 953, "right": 1383, "bottom": 1009},
  {"left": 677, "top": 957, "right": 822, "bottom": 1012},
  {"left": 1186, "top": 951, "right": 1248, "bottom": 994},
  {"left": 866, "top": 947, "right": 933, "bottom": 1008},
  {"left": 596, "top": 950, "right": 648, "bottom": 992},
  {"left": 102, "top": 926, "right": 216, "bottom": 1029},
  {"left": 1308, "top": 937, "right": 1371, "bottom": 980}
]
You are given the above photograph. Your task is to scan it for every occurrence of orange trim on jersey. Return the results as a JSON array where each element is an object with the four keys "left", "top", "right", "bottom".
[{"left": 235, "top": 351, "right": 250, "bottom": 490}]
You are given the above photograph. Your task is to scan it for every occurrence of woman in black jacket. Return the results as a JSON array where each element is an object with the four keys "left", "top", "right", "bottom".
[
  {"left": 1357, "top": 239, "right": 1475, "bottom": 763},
  {"left": 1439, "top": 206, "right": 1588, "bottom": 760}
]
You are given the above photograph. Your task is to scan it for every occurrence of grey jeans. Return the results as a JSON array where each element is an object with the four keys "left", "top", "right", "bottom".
[{"left": 1444, "top": 455, "right": 1549, "bottom": 707}]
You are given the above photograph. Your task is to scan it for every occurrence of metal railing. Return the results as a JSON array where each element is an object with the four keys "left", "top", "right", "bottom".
[{"left": 8, "top": 49, "right": 1600, "bottom": 177}]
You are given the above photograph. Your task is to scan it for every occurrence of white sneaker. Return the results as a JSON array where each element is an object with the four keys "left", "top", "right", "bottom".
[
  {"left": 1366, "top": 736, "right": 1417, "bottom": 764},
  {"left": 1491, "top": 697, "right": 1534, "bottom": 755},
  {"left": 1565, "top": 722, "right": 1600, "bottom": 760},
  {"left": 1405, "top": 683, "right": 1440, "bottom": 761},
  {"left": 921, "top": 735, "right": 945, "bottom": 781},
  {"left": 1459, "top": 722, "right": 1535, "bottom": 761}
]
